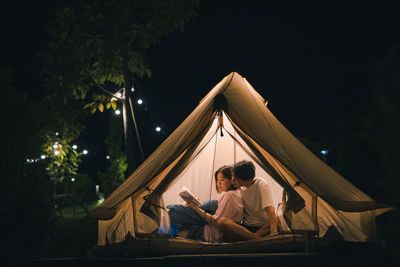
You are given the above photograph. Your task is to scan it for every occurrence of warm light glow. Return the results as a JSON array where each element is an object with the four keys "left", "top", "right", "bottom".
[
  {"left": 115, "top": 109, "right": 121, "bottom": 115},
  {"left": 137, "top": 99, "right": 143, "bottom": 105},
  {"left": 155, "top": 126, "right": 161, "bottom": 132},
  {"left": 83, "top": 149, "right": 88, "bottom": 155},
  {"left": 72, "top": 145, "right": 78, "bottom": 150}
]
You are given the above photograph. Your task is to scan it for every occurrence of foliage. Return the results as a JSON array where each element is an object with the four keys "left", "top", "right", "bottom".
[
  {"left": 37, "top": 217, "right": 97, "bottom": 258},
  {"left": 98, "top": 115, "right": 127, "bottom": 198},
  {"left": 43, "top": 140, "right": 82, "bottom": 184},
  {"left": 83, "top": 94, "right": 118, "bottom": 114},
  {"left": 354, "top": 48, "right": 400, "bottom": 249},
  {"left": 325, "top": 46, "right": 400, "bottom": 249},
  {"left": 40, "top": 0, "right": 199, "bottom": 103},
  {"left": 40, "top": 0, "right": 199, "bottom": 173},
  {"left": 0, "top": 67, "right": 55, "bottom": 259},
  {"left": 67, "top": 173, "right": 98, "bottom": 213}
]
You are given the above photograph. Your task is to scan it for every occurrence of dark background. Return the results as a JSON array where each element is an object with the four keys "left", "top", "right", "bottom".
[{"left": 1, "top": 1, "right": 399, "bottom": 196}]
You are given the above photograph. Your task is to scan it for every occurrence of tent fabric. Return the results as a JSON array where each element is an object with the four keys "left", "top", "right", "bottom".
[{"left": 90, "top": 72, "right": 391, "bottom": 246}]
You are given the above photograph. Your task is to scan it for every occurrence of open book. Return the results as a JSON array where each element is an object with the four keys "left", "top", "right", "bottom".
[{"left": 179, "top": 186, "right": 202, "bottom": 206}]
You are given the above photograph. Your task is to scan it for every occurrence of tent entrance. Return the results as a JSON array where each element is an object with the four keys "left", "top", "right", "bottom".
[
  {"left": 162, "top": 112, "right": 285, "bottom": 211},
  {"left": 159, "top": 112, "right": 289, "bottom": 239}
]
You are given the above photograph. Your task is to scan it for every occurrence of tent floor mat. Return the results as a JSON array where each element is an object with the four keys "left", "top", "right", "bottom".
[{"left": 93, "top": 232, "right": 379, "bottom": 258}]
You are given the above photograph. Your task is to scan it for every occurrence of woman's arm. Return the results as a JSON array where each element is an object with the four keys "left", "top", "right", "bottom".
[{"left": 187, "top": 202, "right": 214, "bottom": 224}]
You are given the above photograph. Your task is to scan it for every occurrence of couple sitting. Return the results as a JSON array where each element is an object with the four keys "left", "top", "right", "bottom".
[{"left": 167, "top": 160, "right": 278, "bottom": 242}]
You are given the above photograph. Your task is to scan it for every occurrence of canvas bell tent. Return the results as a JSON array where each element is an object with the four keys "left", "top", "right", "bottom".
[{"left": 89, "top": 72, "right": 391, "bottom": 254}]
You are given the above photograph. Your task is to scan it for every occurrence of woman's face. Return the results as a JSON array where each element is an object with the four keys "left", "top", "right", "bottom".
[{"left": 216, "top": 172, "right": 233, "bottom": 192}]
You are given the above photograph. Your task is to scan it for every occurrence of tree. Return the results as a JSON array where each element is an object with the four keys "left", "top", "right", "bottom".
[
  {"left": 97, "top": 115, "right": 127, "bottom": 198},
  {"left": 323, "top": 46, "right": 400, "bottom": 248},
  {"left": 0, "top": 67, "right": 55, "bottom": 258},
  {"left": 354, "top": 48, "right": 400, "bottom": 248},
  {"left": 40, "top": 0, "right": 199, "bottom": 176}
]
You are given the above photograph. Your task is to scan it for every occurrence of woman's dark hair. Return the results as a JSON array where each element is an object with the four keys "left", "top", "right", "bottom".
[
  {"left": 214, "top": 165, "right": 235, "bottom": 193},
  {"left": 232, "top": 160, "right": 255, "bottom": 181}
]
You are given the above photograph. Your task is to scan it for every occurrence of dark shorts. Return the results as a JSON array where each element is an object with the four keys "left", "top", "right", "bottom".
[{"left": 241, "top": 224, "right": 261, "bottom": 233}]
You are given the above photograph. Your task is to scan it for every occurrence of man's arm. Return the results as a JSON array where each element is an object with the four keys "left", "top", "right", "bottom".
[{"left": 255, "top": 206, "right": 278, "bottom": 236}]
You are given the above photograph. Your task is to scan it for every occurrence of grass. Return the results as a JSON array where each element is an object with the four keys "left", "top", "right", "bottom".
[
  {"left": 37, "top": 216, "right": 98, "bottom": 258},
  {"left": 34, "top": 200, "right": 103, "bottom": 257},
  {"left": 56, "top": 201, "right": 101, "bottom": 219}
]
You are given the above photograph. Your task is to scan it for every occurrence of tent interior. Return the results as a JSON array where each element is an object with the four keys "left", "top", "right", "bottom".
[
  {"left": 92, "top": 72, "right": 392, "bottom": 253},
  {"left": 161, "top": 112, "right": 288, "bottom": 232}
]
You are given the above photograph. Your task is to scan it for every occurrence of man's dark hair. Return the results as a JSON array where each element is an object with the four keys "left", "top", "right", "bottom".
[{"left": 232, "top": 160, "right": 255, "bottom": 181}]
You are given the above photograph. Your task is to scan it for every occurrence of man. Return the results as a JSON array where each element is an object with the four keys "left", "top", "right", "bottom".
[{"left": 217, "top": 160, "right": 278, "bottom": 241}]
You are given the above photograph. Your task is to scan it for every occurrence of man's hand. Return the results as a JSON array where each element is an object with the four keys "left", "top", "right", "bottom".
[{"left": 265, "top": 206, "right": 278, "bottom": 234}]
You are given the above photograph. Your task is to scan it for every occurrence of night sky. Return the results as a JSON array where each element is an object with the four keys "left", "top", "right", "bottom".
[{"left": 2, "top": 1, "right": 400, "bottom": 177}]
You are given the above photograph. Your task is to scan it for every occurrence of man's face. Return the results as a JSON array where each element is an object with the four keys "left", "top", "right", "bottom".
[{"left": 232, "top": 174, "right": 247, "bottom": 188}]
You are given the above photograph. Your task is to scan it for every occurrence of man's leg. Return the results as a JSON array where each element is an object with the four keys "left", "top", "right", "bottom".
[{"left": 217, "top": 217, "right": 259, "bottom": 241}]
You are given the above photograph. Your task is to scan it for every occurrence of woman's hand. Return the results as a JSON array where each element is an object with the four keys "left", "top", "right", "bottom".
[{"left": 186, "top": 201, "right": 200, "bottom": 211}]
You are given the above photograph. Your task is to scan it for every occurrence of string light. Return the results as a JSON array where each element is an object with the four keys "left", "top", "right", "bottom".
[
  {"left": 106, "top": 155, "right": 110, "bottom": 159},
  {"left": 40, "top": 155, "right": 46, "bottom": 159},
  {"left": 72, "top": 145, "right": 78, "bottom": 150},
  {"left": 115, "top": 109, "right": 121, "bottom": 115},
  {"left": 321, "top": 150, "right": 329, "bottom": 155},
  {"left": 54, "top": 151, "right": 60, "bottom": 156},
  {"left": 82, "top": 149, "right": 88, "bottom": 155},
  {"left": 116, "top": 92, "right": 122, "bottom": 98},
  {"left": 137, "top": 99, "right": 143, "bottom": 105},
  {"left": 155, "top": 126, "right": 161, "bottom": 132},
  {"left": 71, "top": 178, "right": 75, "bottom": 182}
]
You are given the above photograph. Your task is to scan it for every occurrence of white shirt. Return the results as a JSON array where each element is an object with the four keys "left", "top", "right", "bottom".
[{"left": 239, "top": 177, "right": 274, "bottom": 227}]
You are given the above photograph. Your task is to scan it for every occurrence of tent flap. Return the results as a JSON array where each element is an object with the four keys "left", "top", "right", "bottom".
[
  {"left": 322, "top": 196, "right": 390, "bottom": 212},
  {"left": 88, "top": 207, "right": 116, "bottom": 220}
]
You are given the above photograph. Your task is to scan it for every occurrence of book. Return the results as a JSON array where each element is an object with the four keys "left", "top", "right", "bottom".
[{"left": 179, "top": 186, "right": 202, "bottom": 206}]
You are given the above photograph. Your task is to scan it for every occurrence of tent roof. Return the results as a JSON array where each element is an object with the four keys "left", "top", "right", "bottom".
[{"left": 90, "top": 72, "right": 388, "bottom": 220}]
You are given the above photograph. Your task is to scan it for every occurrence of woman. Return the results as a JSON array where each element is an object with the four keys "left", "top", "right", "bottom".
[{"left": 186, "top": 165, "right": 243, "bottom": 242}]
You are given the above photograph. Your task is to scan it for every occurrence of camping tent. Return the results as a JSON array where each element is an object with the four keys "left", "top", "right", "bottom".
[{"left": 89, "top": 72, "right": 391, "bottom": 251}]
